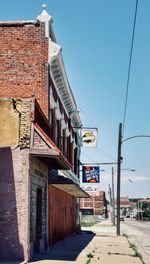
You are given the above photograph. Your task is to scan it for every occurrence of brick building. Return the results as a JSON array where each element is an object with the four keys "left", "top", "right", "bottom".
[
  {"left": 80, "top": 191, "right": 106, "bottom": 216},
  {"left": 0, "top": 6, "right": 88, "bottom": 261}
]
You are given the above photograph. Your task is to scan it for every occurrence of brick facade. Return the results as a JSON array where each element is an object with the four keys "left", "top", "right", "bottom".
[
  {"left": 0, "top": 22, "right": 49, "bottom": 118},
  {"left": 80, "top": 191, "right": 106, "bottom": 216}
]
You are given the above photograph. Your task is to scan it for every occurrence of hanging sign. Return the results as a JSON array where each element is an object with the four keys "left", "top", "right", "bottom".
[
  {"left": 81, "top": 128, "right": 98, "bottom": 147},
  {"left": 82, "top": 165, "right": 100, "bottom": 183}
]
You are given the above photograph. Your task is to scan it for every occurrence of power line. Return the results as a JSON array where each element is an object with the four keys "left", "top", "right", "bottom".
[
  {"left": 122, "top": 0, "right": 139, "bottom": 136},
  {"left": 81, "top": 150, "right": 116, "bottom": 167},
  {"left": 79, "top": 107, "right": 116, "bottom": 161},
  {"left": 96, "top": 147, "right": 116, "bottom": 161},
  {"left": 81, "top": 151, "right": 98, "bottom": 163},
  {"left": 81, "top": 145, "right": 116, "bottom": 163},
  {"left": 79, "top": 107, "right": 97, "bottom": 127}
]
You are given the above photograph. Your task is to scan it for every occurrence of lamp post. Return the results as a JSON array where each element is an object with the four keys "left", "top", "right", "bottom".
[
  {"left": 116, "top": 123, "right": 122, "bottom": 236},
  {"left": 116, "top": 122, "right": 150, "bottom": 236}
]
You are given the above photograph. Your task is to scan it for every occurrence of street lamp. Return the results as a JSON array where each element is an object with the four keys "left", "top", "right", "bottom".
[
  {"left": 116, "top": 122, "right": 150, "bottom": 236},
  {"left": 121, "top": 168, "right": 135, "bottom": 172}
]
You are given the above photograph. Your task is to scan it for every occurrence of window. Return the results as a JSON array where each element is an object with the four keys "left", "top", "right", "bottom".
[
  {"left": 49, "top": 108, "right": 53, "bottom": 139},
  {"left": 55, "top": 119, "right": 59, "bottom": 147}
]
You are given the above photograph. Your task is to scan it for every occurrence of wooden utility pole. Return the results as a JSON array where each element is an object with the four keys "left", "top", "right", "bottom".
[
  {"left": 108, "top": 184, "right": 112, "bottom": 222},
  {"left": 112, "top": 167, "right": 115, "bottom": 225},
  {"left": 116, "top": 123, "right": 122, "bottom": 235}
]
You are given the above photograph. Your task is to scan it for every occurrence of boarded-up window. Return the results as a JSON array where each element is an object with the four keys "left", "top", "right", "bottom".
[{"left": 0, "top": 100, "right": 19, "bottom": 146}]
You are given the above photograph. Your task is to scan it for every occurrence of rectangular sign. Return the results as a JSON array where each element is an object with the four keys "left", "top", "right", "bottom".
[
  {"left": 81, "top": 128, "right": 98, "bottom": 148},
  {"left": 82, "top": 165, "right": 100, "bottom": 183},
  {"left": 87, "top": 191, "right": 99, "bottom": 196},
  {"left": 81, "top": 186, "right": 99, "bottom": 192},
  {"left": 80, "top": 186, "right": 99, "bottom": 196}
]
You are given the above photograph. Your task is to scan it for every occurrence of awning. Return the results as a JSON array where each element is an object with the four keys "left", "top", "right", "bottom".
[
  {"left": 58, "top": 169, "right": 79, "bottom": 185},
  {"left": 30, "top": 149, "right": 70, "bottom": 170},
  {"left": 30, "top": 123, "right": 71, "bottom": 170},
  {"left": 49, "top": 176, "right": 90, "bottom": 198}
]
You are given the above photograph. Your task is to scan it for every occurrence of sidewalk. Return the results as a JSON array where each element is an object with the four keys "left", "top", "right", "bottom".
[
  {"left": 29, "top": 220, "right": 143, "bottom": 264},
  {"left": 121, "top": 220, "right": 150, "bottom": 264}
]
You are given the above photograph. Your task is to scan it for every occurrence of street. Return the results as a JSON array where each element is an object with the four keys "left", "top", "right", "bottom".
[{"left": 121, "top": 219, "right": 150, "bottom": 264}]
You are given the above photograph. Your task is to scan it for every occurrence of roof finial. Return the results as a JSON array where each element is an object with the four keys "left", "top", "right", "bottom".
[{"left": 42, "top": 4, "right": 47, "bottom": 10}]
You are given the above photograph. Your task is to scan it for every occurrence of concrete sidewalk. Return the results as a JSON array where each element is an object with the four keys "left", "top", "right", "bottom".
[{"left": 29, "top": 220, "right": 143, "bottom": 264}]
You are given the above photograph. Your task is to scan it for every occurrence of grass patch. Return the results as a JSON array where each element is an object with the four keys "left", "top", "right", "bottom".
[{"left": 80, "top": 220, "right": 98, "bottom": 227}]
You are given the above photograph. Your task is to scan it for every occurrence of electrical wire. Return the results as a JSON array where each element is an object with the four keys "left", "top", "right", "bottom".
[
  {"left": 81, "top": 151, "right": 105, "bottom": 170},
  {"left": 96, "top": 147, "right": 116, "bottom": 162},
  {"left": 79, "top": 107, "right": 116, "bottom": 161},
  {"left": 79, "top": 107, "right": 97, "bottom": 127},
  {"left": 81, "top": 151, "right": 98, "bottom": 163},
  {"left": 122, "top": 0, "right": 139, "bottom": 136}
]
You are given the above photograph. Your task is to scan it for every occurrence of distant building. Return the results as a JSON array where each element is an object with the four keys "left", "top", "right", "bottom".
[
  {"left": 138, "top": 199, "right": 150, "bottom": 210},
  {"left": 115, "top": 196, "right": 131, "bottom": 216},
  {"left": 129, "top": 198, "right": 150, "bottom": 219},
  {"left": 80, "top": 191, "right": 106, "bottom": 216}
]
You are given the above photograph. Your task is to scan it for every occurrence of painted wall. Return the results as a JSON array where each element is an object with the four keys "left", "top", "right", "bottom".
[
  {"left": 48, "top": 185, "right": 76, "bottom": 246},
  {"left": 0, "top": 100, "right": 19, "bottom": 146},
  {"left": 0, "top": 147, "right": 30, "bottom": 261}
]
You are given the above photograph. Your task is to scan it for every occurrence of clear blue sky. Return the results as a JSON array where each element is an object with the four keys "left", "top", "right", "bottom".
[{"left": 1, "top": 0, "right": 150, "bottom": 198}]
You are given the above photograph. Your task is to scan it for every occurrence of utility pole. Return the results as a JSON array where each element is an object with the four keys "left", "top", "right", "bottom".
[
  {"left": 112, "top": 167, "right": 115, "bottom": 225},
  {"left": 108, "top": 184, "right": 112, "bottom": 222},
  {"left": 116, "top": 123, "right": 122, "bottom": 235}
]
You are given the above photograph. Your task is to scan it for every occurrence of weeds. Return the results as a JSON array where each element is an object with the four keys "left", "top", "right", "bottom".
[
  {"left": 122, "top": 232, "right": 128, "bottom": 239},
  {"left": 86, "top": 259, "right": 91, "bottom": 264},
  {"left": 87, "top": 253, "right": 94, "bottom": 258},
  {"left": 86, "top": 253, "right": 94, "bottom": 264},
  {"left": 128, "top": 241, "right": 145, "bottom": 264}
]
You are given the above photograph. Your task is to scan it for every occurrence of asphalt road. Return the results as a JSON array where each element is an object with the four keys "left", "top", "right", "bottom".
[{"left": 121, "top": 219, "right": 150, "bottom": 264}]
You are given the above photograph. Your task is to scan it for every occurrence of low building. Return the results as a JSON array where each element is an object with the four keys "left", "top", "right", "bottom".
[
  {"left": 129, "top": 198, "right": 150, "bottom": 219},
  {"left": 138, "top": 199, "right": 150, "bottom": 210},
  {"left": 80, "top": 191, "right": 106, "bottom": 216},
  {"left": 115, "top": 196, "right": 131, "bottom": 217}
]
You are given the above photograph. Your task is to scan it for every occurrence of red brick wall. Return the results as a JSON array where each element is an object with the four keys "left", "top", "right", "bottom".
[
  {"left": 0, "top": 22, "right": 49, "bottom": 117},
  {"left": 80, "top": 191, "right": 106, "bottom": 215}
]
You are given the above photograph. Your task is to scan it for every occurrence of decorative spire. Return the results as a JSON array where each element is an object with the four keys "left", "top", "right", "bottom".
[
  {"left": 42, "top": 4, "right": 47, "bottom": 11},
  {"left": 37, "top": 4, "right": 53, "bottom": 38}
]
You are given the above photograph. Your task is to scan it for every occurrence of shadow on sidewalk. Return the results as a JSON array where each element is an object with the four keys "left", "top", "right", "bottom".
[{"left": 30, "top": 230, "right": 95, "bottom": 262}]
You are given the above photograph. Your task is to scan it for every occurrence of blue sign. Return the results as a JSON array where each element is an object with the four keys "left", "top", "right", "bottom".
[{"left": 82, "top": 166, "right": 100, "bottom": 183}]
